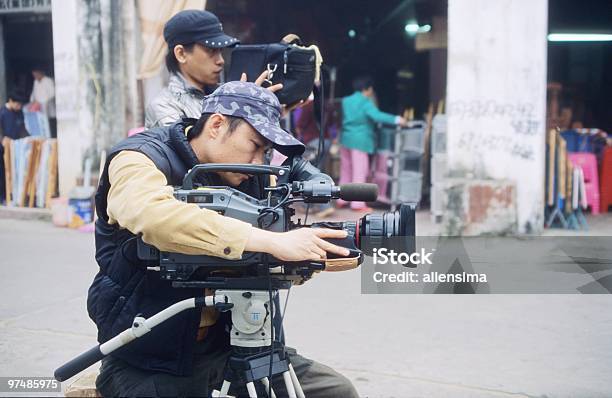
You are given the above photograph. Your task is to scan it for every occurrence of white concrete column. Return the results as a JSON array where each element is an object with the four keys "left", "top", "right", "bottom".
[
  {"left": 446, "top": 0, "right": 548, "bottom": 233},
  {"left": 52, "top": 0, "right": 88, "bottom": 196}
]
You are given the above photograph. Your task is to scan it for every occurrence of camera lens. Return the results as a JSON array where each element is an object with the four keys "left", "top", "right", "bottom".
[
  {"left": 357, "top": 203, "right": 416, "bottom": 254},
  {"left": 309, "top": 204, "right": 415, "bottom": 256}
]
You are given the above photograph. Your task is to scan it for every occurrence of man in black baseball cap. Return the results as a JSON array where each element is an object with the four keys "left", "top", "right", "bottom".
[
  {"left": 145, "top": 9, "right": 240, "bottom": 128},
  {"left": 164, "top": 9, "right": 239, "bottom": 50}
]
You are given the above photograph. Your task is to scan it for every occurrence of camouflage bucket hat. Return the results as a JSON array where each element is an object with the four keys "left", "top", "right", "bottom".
[{"left": 201, "top": 81, "right": 305, "bottom": 156}]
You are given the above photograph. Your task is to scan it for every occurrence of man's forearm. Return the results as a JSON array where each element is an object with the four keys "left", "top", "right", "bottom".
[{"left": 245, "top": 228, "right": 275, "bottom": 254}]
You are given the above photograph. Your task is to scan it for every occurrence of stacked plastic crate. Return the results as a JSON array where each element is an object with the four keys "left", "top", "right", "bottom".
[
  {"left": 430, "top": 115, "right": 447, "bottom": 222},
  {"left": 373, "top": 121, "right": 427, "bottom": 209},
  {"left": 396, "top": 122, "right": 426, "bottom": 204}
]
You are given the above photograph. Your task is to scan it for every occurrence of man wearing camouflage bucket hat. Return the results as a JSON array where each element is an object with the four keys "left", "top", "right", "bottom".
[
  {"left": 199, "top": 80, "right": 305, "bottom": 156},
  {"left": 90, "top": 81, "right": 359, "bottom": 397}
]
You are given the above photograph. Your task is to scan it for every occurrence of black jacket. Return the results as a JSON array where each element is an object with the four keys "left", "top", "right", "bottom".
[{"left": 88, "top": 121, "right": 265, "bottom": 375}]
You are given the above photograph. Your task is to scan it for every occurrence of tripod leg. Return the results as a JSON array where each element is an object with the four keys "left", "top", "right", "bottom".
[
  {"left": 219, "top": 380, "right": 232, "bottom": 397},
  {"left": 246, "top": 382, "right": 258, "bottom": 398},
  {"left": 282, "top": 371, "right": 298, "bottom": 398},
  {"left": 260, "top": 377, "right": 277, "bottom": 398},
  {"left": 288, "top": 364, "right": 306, "bottom": 398}
]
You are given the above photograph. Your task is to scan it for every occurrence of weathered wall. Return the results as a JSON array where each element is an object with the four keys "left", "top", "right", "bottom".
[
  {"left": 78, "top": 0, "right": 127, "bottom": 164},
  {"left": 53, "top": 0, "right": 139, "bottom": 195},
  {"left": 446, "top": 0, "right": 548, "bottom": 234}
]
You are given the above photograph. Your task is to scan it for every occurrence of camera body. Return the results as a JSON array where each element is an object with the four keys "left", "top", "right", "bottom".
[{"left": 137, "top": 159, "right": 415, "bottom": 288}]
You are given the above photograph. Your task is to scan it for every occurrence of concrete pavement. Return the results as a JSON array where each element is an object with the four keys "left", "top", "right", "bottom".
[{"left": 1, "top": 216, "right": 611, "bottom": 397}]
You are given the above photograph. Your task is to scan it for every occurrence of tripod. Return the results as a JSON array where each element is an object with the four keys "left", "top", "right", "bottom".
[
  {"left": 212, "top": 290, "right": 304, "bottom": 398},
  {"left": 54, "top": 289, "right": 304, "bottom": 398}
]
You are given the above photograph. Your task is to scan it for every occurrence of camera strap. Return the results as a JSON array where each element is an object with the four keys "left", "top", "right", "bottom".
[{"left": 313, "top": 71, "right": 325, "bottom": 168}]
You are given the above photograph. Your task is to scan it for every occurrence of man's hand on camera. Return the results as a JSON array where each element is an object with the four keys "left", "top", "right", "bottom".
[{"left": 245, "top": 228, "right": 350, "bottom": 262}]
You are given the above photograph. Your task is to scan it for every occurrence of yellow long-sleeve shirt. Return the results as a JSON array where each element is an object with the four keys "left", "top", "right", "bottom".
[
  {"left": 107, "top": 150, "right": 253, "bottom": 258},
  {"left": 106, "top": 150, "right": 254, "bottom": 337}
]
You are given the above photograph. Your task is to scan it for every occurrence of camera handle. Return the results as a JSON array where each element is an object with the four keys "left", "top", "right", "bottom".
[
  {"left": 54, "top": 295, "right": 233, "bottom": 382},
  {"left": 182, "top": 164, "right": 290, "bottom": 189}
]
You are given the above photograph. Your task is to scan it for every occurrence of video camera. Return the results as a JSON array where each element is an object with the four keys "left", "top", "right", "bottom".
[{"left": 137, "top": 156, "right": 416, "bottom": 290}]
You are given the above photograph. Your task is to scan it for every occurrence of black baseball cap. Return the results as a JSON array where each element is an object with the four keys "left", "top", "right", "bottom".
[
  {"left": 8, "top": 89, "right": 28, "bottom": 104},
  {"left": 163, "top": 10, "right": 239, "bottom": 49}
]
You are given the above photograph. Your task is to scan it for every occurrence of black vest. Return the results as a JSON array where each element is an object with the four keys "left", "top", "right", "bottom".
[{"left": 88, "top": 121, "right": 265, "bottom": 375}]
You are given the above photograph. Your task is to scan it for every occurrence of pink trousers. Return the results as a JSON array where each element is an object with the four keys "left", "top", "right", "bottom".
[{"left": 337, "top": 147, "right": 370, "bottom": 209}]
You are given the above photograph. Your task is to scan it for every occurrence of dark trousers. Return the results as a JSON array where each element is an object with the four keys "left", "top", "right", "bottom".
[
  {"left": 49, "top": 117, "right": 57, "bottom": 138},
  {"left": 0, "top": 144, "right": 5, "bottom": 204},
  {"left": 96, "top": 345, "right": 358, "bottom": 397}
]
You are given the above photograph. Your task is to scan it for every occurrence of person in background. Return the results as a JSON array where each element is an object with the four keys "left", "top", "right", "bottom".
[
  {"left": 145, "top": 9, "right": 239, "bottom": 128},
  {"left": 0, "top": 89, "right": 29, "bottom": 203},
  {"left": 337, "top": 76, "right": 406, "bottom": 211},
  {"left": 0, "top": 90, "right": 29, "bottom": 140},
  {"left": 29, "top": 67, "right": 56, "bottom": 138},
  {"left": 294, "top": 98, "right": 319, "bottom": 145}
]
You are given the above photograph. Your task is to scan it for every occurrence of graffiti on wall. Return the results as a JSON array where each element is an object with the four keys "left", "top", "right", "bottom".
[{"left": 448, "top": 99, "right": 541, "bottom": 161}]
